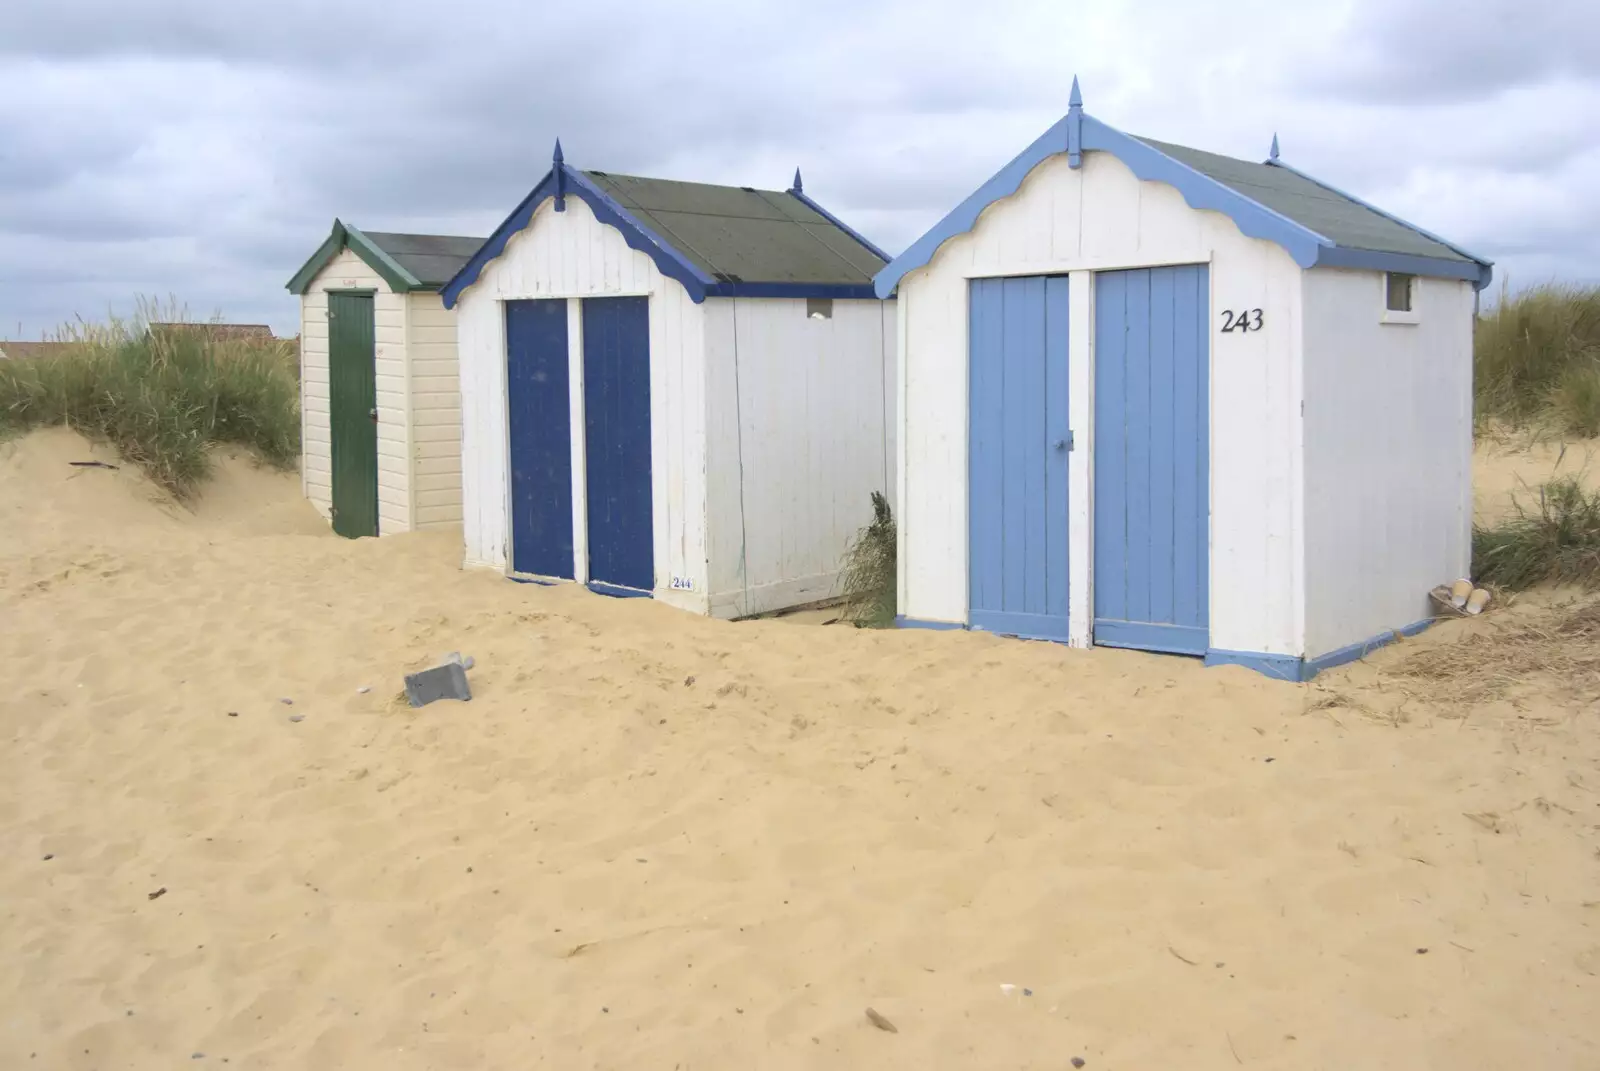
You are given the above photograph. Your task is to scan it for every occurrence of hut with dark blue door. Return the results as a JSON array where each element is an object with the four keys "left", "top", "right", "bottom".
[{"left": 442, "top": 143, "right": 897, "bottom": 617}]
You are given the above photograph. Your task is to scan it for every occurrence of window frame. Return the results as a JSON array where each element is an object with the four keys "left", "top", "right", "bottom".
[{"left": 1382, "top": 272, "right": 1419, "bottom": 325}]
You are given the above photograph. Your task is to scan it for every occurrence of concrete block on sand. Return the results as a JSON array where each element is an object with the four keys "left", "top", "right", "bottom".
[{"left": 404, "top": 662, "right": 471, "bottom": 707}]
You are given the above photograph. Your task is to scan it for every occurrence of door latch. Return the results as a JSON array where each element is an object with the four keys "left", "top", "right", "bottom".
[{"left": 1054, "top": 432, "right": 1075, "bottom": 452}]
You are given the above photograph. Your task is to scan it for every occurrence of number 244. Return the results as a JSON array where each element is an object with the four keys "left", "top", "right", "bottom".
[{"left": 1221, "top": 308, "right": 1263, "bottom": 333}]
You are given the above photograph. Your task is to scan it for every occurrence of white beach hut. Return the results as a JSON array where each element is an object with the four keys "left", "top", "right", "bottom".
[
  {"left": 879, "top": 79, "right": 1493, "bottom": 681},
  {"left": 441, "top": 143, "right": 895, "bottom": 617},
  {"left": 287, "top": 223, "right": 484, "bottom": 538}
]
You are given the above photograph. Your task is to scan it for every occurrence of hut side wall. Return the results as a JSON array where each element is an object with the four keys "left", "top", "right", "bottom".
[
  {"left": 299, "top": 248, "right": 412, "bottom": 532},
  {"left": 454, "top": 196, "right": 709, "bottom": 611},
  {"left": 403, "top": 291, "right": 464, "bottom": 530},
  {"left": 897, "top": 150, "right": 1306, "bottom": 656},
  {"left": 1300, "top": 269, "right": 1475, "bottom": 659},
  {"left": 702, "top": 297, "right": 897, "bottom": 618}
]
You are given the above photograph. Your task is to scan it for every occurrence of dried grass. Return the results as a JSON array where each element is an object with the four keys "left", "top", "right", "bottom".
[{"left": 1391, "top": 598, "right": 1600, "bottom": 705}]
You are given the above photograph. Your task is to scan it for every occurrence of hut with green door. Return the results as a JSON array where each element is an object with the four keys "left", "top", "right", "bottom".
[{"left": 287, "top": 221, "right": 484, "bottom": 537}]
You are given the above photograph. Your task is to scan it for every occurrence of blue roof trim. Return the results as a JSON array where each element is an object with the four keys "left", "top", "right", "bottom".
[
  {"left": 873, "top": 113, "right": 1075, "bottom": 298},
  {"left": 1080, "top": 116, "right": 1328, "bottom": 267},
  {"left": 873, "top": 110, "right": 1330, "bottom": 298},
  {"left": 1313, "top": 245, "right": 1486, "bottom": 284},
  {"left": 1266, "top": 158, "right": 1494, "bottom": 290},
  {"left": 439, "top": 164, "right": 717, "bottom": 309},
  {"left": 872, "top": 97, "right": 1490, "bottom": 296},
  {"left": 786, "top": 185, "right": 892, "bottom": 264},
  {"left": 705, "top": 281, "right": 880, "bottom": 300}
]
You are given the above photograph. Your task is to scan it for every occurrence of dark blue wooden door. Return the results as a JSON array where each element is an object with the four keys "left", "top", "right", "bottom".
[
  {"left": 505, "top": 299, "right": 574, "bottom": 579},
  {"left": 968, "top": 275, "right": 1071, "bottom": 640},
  {"left": 582, "top": 296, "right": 654, "bottom": 595},
  {"left": 1093, "top": 265, "right": 1210, "bottom": 654}
]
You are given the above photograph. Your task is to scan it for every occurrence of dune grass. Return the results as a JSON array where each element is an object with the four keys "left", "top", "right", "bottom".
[
  {"left": 838, "top": 491, "right": 897, "bottom": 628},
  {"left": 0, "top": 303, "right": 299, "bottom": 499},
  {"left": 1475, "top": 282, "right": 1600, "bottom": 436},
  {"left": 1472, "top": 476, "right": 1600, "bottom": 591}
]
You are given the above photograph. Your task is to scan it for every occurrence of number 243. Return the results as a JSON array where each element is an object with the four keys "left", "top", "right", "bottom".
[{"left": 1221, "top": 308, "right": 1263, "bottom": 333}]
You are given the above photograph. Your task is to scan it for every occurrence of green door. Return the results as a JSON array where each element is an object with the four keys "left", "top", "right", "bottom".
[{"left": 328, "top": 291, "right": 379, "bottom": 538}]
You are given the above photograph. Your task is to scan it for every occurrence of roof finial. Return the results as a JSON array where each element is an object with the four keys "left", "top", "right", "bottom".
[
  {"left": 1067, "top": 75, "right": 1084, "bottom": 168},
  {"left": 792, "top": 167, "right": 803, "bottom": 193},
  {"left": 1269, "top": 133, "right": 1280, "bottom": 162},
  {"left": 553, "top": 138, "right": 564, "bottom": 166},
  {"left": 1069, "top": 75, "right": 1083, "bottom": 110}
]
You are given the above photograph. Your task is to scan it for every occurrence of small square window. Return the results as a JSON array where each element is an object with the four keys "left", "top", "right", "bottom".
[
  {"left": 1385, "top": 272, "right": 1415, "bottom": 313},
  {"left": 806, "top": 298, "right": 833, "bottom": 320}
]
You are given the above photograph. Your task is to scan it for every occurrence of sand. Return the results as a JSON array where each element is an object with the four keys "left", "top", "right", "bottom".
[
  {"left": 2, "top": 427, "right": 1597, "bottom": 1070},
  {"left": 1474, "top": 432, "right": 1600, "bottom": 525}
]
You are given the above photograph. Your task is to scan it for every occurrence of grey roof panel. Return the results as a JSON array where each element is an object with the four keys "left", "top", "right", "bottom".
[
  {"left": 582, "top": 171, "right": 886, "bottom": 286},
  {"left": 364, "top": 231, "right": 487, "bottom": 287},
  {"left": 1134, "top": 138, "right": 1470, "bottom": 263}
]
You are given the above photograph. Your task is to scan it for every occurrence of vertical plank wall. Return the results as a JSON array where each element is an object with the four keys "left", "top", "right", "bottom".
[
  {"left": 404, "top": 291, "right": 464, "bottom": 529},
  {"left": 896, "top": 150, "right": 1305, "bottom": 656},
  {"left": 453, "top": 197, "right": 708, "bottom": 609},
  {"left": 1300, "top": 270, "right": 1475, "bottom": 657},
  {"left": 702, "top": 298, "right": 896, "bottom": 618},
  {"left": 299, "top": 248, "right": 412, "bottom": 532}
]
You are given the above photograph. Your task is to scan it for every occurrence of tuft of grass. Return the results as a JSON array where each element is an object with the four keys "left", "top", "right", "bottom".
[
  {"left": 0, "top": 300, "right": 299, "bottom": 499},
  {"left": 1394, "top": 596, "right": 1600, "bottom": 705},
  {"left": 1475, "top": 281, "right": 1600, "bottom": 436},
  {"left": 1472, "top": 476, "right": 1600, "bottom": 591},
  {"left": 1549, "top": 363, "right": 1600, "bottom": 439},
  {"left": 838, "top": 491, "right": 897, "bottom": 628}
]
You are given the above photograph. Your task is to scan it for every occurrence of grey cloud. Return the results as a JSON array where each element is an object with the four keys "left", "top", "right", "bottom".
[
  {"left": 1293, "top": 0, "right": 1600, "bottom": 103},
  {"left": 2, "top": 0, "right": 1598, "bottom": 337}
]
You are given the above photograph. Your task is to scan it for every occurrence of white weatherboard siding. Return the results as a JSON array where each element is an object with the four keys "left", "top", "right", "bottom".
[
  {"left": 898, "top": 150, "right": 1305, "bottom": 655},
  {"left": 1301, "top": 270, "right": 1474, "bottom": 658},
  {"left": 298, "top": 248, "right": 412, "bottom": 531},
  {"left": 455, "top": 197, "right": 709, "bottom": 609},
  {"left": 703, "top": 298, "right": 896, "bottom": 618},
  {"left": 404, "top": 291, "right": 464, "bottom": 529}
]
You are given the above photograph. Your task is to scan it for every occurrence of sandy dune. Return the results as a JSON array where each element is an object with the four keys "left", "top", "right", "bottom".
[{"left": 2, "top": 428, "right": 1597, "bottom": 1070}]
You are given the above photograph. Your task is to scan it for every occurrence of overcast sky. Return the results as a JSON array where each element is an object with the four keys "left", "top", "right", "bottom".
[{"left": 2, "top": 0, "right": 1597, "bottom": 338}]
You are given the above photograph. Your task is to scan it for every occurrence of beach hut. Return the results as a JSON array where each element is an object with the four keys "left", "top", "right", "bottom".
[
  {"left": 441, "top": 143, "right": 894, "bottom": 617},
  {"left": 879, "top": 79, "right": 1493, "bottom": 681},
  {"left": 287, "top": 222, "right": 484, "bottom": 538}
]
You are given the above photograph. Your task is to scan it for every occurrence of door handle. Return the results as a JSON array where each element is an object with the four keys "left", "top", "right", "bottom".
[{"left": 369, "top": 407, "right": 378, "bottom": 423}]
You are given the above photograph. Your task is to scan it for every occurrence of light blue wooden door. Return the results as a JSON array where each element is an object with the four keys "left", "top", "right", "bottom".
[
  {"left": 1093, "top": 265, "right": 1210, "bottom": 654},
  {"left": 968, "top": 275, "right": 1071, "bottom": 640}
]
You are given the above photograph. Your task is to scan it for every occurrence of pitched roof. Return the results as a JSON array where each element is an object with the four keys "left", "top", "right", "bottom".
[
  {"left": 875, "top": 79, "right": 1492, "bottom": 297},
  {"left": 361, "top": 232, "right": 487, "bottom": 288},
  {"left": 0, "top": 341, "right": 77, "bottom": 361},
  {"left": 440, "top": 150, "right": 889, "bottom": 308},
  {"left": 582, "top": 171, "right": 887, "bottom": 286},
  {"left": 1135, "top": 138, "right": 1472, "bottom": 264},
  {"left": 286, "top": 221, "right": 486, "bottom": 295},
  {"left": 149, "top": 322, "right": 274, "bottom": 341}
]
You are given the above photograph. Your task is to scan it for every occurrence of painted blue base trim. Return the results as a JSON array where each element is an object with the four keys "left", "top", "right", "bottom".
[
  {"left": 1204, "top": 648, "right": 1305, "bottom": 681},
  {"left": 1094, "top": 619, "right": 1208, "bottom": 655},
  {"left": 894, "top": 615, "right": 965, "bottom": 631},
  {"left": 1207, "top": 617, "right": 1435, "bottom": 682},
  {"left": 587, "top": 580, "right": 653, "bottom": 599},
  {"left": 970, "top": 609, "right": 1072, "bottom": 642},
  {"left": 1304, "top": 617, "right": 1432, "bottom": 677}
]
